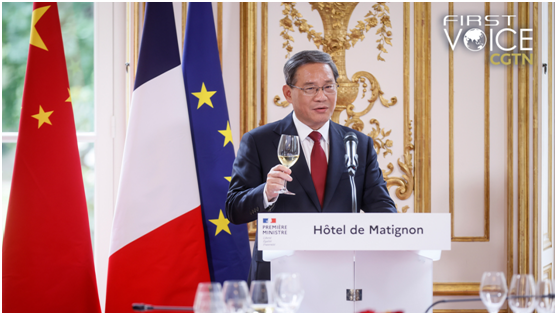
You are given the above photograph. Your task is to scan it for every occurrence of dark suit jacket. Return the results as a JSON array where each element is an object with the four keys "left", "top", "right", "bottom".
[{"left": 225, "top": 112, "right": 396, "bottom": 282}]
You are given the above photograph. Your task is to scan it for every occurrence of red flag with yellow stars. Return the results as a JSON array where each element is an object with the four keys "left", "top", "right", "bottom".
[{"left": 2, "top": 3, "right": 101, "bottom": 312}]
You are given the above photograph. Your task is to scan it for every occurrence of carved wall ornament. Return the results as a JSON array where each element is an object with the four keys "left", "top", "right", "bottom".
[
  {"left": 279, "top": 2, "right": 393, "bottom": 61},
  {"left": 383, "top": 120, "right": 414, "bottom": 201},
  {"left": 368, "top": 119, "right": 393, "bottom": 158},
  {"left": 396, "top": 204, "right": 410, "bottom": 213}
]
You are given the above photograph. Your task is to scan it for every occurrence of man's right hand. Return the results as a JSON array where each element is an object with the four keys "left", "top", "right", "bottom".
[{"left": 264, "top": 164, "right": 292, "bottom": 202}]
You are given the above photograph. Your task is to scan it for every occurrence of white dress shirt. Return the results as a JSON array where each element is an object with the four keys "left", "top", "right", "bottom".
[{"left": 263, "top": 112, "right": 330, "bottom": 208}]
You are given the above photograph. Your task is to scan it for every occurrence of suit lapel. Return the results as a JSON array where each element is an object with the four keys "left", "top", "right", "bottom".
[
  {"left": 322, "top": 122, "right": 345, "bottom": 211},
  {"left": 273, "top": 113, "right": 321, "bottom": 211}
]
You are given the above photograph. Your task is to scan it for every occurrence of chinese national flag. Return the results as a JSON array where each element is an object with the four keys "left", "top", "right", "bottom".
[{"left": 2, "top": 3, "right": 101, "bottom": 312}]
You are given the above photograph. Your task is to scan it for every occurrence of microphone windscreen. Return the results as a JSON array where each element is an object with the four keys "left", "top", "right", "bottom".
[{"left": 344, "top": 132, "right": 358, "bottom": 145}]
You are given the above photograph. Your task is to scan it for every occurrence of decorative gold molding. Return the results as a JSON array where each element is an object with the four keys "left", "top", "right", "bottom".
[
  {"left": 449, "top": 1, "right": 455, "bottom": 233},
  {"left": 134, "top": 3, "right": 140, "bottom": 76},
  {"left": 546, "top": 2, "right": 554, "bottom": 251},
  {"left": 398, "top": 2, "right": 413, "bottom": 208},
  {"left": 126, "top": 3, "right": 144, "bottom": 123},
  {"left": 542, "top": 263, "right": 552, "bottom": 280},
  {"left": 242, "top": 2, "right": 258, "bottom": 242},
  {"left": 450, "top": 3, "right": 490, "bottom": 242},
  {"left": 483, "top": 2, "right": 490, "bottom": 242},
  {"left": 517, "top": 2, "right": 529, "bottom": 275},
  {"left": 248, "top": 220, "right": 257, "bottom": 242},
  {"left": 126, "top": 3, "right": 131, "bottom": 123},
  {"left": 403, "top": 2, "right": 410, "bottom": 161},
  {"left": 433, "top": 283, "right": 480, "bottom": 296},
  {"left": 218, "top": 2, "right": 223, "bottom": 67},
  {"left": 533, "top": 2, "right": 538, "bottom": 282},
  {"left": 414, "top": 3, "right": 431, "bottom": 213},
  {"left": 249, "top": 2, "right": 268, "bottom": 241},
  {"left": 260, "top": 2, "right": 268, "bottom": 127},
  {"left": 182, "top": 3, "right": 187, "bottom": 45},
  {"left": 506, "top": 1, "right": 514, "bottom": 289},
  {"left": 240, "top": 3, "right": 258, "bottom": 138}
]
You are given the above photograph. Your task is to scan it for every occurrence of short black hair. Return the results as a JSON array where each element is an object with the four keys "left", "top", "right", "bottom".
[{"left": 283, "top": 50, "right": 339, "bottom": 86}]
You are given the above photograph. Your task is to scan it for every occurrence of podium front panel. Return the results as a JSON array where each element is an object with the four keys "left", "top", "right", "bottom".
[
  {"left": 354, "top": 251, "right": 433, "bottom": 313},
  {"left": 270, "top": 251, "right": 355, "bottom": 313}
]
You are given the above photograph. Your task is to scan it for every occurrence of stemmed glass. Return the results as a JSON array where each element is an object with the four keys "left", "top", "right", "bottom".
[
  {"left": 222, "top": 280, "right": 252, "bottom": 313},
  {"left": 276, "top": 135, "right": 300, "bottom": 195},
  {"left": 193, "top": 282, "right": 227, "bottom": 313},
  {"left": 508, "top": 274, "right": 536, "bottom": 313},
  {"left": 250, "top": 280, "right": 276, "bottom": 313},
  {"left": 536, "top": 279, "right": 555, "bottom": 313},
  {"left": 479, "top": 272, "right": 508, "bottom": 313},
  {"left": 274, "top": 273, "right": 304, "bottom": 313}
]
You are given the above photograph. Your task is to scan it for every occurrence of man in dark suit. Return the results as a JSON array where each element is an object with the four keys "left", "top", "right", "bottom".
[{"left": 226, "top": 50, "right": 396, "bottom": 282}]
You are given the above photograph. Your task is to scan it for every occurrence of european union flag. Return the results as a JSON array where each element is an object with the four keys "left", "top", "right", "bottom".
[{"left": 182, "top": 3, "right": 251, "bottom": 283}]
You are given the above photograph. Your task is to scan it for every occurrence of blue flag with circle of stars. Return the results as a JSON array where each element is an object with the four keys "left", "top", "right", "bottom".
[{"left": 182, "top": 2, "right": 251, "bottom": 283}]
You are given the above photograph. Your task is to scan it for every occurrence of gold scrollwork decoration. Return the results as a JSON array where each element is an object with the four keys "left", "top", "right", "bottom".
[
  {"left": 382, "top": 120, "right": 414, "bottom": 201},
  {"left": 344, "top": 71, "right": 397, "bottom": 131},
  {"left": 273, "top": 95, "right": 290, "bottom": 107},
  {"left": 368, "top": 119, "right": 393, "bottom": 157},
  {"left": 396, "top": 204, "right": 410, "bottom": 213},
  {"left": 279, "top": 2, "right": 392, "bottom": 61}
]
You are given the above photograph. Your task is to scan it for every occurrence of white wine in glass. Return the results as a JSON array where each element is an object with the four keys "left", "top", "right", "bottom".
[
  {"left": 276, "top": 135, "right": 300, "bottom": 195},
  {"left": 479, "top": 272, "right": 507, "bottom": 313},
  {"left": 278, "top": 155, "right": 299, "bottom": 168}
]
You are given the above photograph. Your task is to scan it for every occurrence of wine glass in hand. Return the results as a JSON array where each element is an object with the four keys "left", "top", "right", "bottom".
[
  {"left": 479, "top": 272, "right": 507, "bottom": 313},
  {"left": 276, "top": 135, "right": 300, "bottom": 195}
]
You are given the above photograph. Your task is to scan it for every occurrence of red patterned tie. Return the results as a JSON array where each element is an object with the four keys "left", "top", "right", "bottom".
[{"left": 309, "top": 131, "right": 327, "bottom": 208}]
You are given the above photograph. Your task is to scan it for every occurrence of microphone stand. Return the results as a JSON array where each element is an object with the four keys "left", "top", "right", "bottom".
[
  {"left": 424, "top": 294, "right": 555, "bottom": 313},
  {"left": 349, "top": 170, "right": 357, "bottom": 213},
  {"left": 344, "top": 132, "right": 358, "bottom": 213},
  {"left": 132, "top": 303, "right": 194, "bottom": 312}
]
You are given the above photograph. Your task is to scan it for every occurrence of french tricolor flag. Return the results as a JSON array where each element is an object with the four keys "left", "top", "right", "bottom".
[{"left": 105, "top": 3, "right": 210, "bottom": 312}]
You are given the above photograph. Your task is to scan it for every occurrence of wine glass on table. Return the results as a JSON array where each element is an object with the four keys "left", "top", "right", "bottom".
[
  {"left": 479, "top": 272, "right": 508, "bottom": 313},
  {"left": 276, "top": 135, "right": 300, "bottom": 195},
  {"left": 222, "top": 280, "right": 252, "bottom": 313},
  {"left": 274, "top": 273, "right": 304, "bottom": 313},
  {"left": 536, "top": 279, "right": 555, "bottom": 313},
  {"left": 193, "top": 282, "right": 227, "bottom": 313},
  {"left": 250, "top": 280, "right": 276, "bottom": 313},
  {"left": 508, "top": 274, "right": 536, "bottom": 313}
]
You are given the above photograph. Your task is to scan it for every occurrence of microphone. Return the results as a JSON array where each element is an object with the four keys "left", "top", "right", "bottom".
[
  {"left": 344, "top": 132, "right": 359, "bottom": 176},
  {"left": 344, "top": 132, "right": 359, "bottom": 213}
]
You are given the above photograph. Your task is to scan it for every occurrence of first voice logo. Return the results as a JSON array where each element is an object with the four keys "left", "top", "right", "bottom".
[{"left": 443, "top": 15, "right": 533, "bottom": 65}]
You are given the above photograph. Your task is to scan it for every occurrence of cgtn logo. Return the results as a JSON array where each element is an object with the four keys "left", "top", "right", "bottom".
[{"left": 443, "top": 14, "right": 533, "bottom": 65}]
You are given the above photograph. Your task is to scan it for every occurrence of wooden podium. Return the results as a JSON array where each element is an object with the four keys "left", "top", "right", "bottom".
[{"left": 257, "top": 213, "right": 451, "bottom": 313}]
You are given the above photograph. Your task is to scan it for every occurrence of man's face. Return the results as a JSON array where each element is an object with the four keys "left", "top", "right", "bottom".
[{"left": 283, "top": 63, "right": 337, "bottom": 130}]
